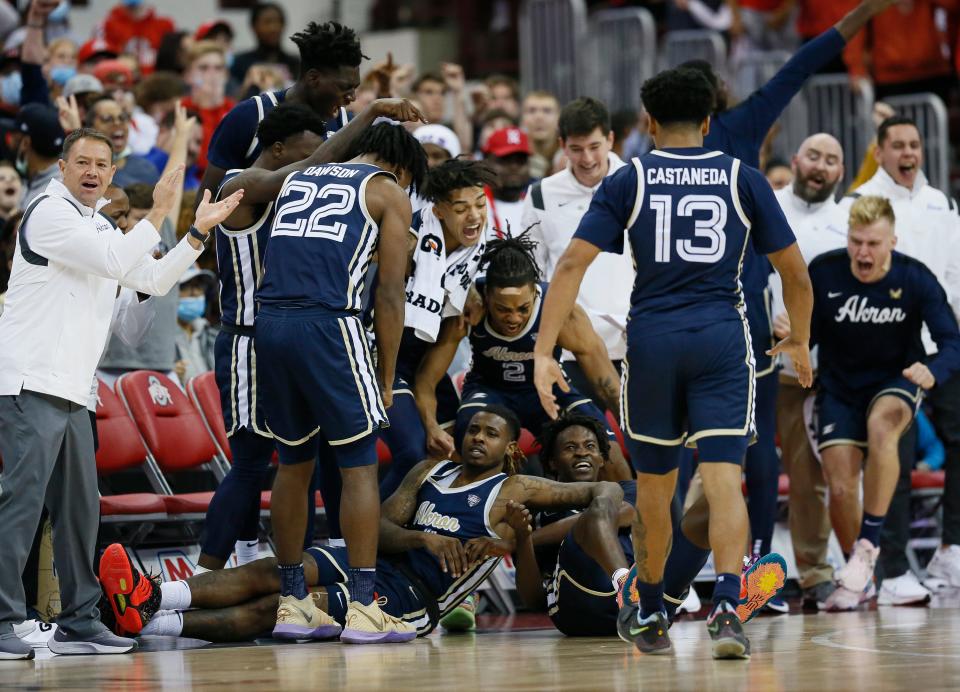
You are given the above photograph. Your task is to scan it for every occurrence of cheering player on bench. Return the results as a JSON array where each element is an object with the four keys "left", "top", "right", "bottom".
[
  {"left": 778, "top": 196, "right": 960, "bottom": 611},
  {"left": 534, "top": 68, "right": 813, "bottom": 659}
]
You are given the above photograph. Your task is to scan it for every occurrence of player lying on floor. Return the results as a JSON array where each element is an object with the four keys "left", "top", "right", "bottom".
[{"left": 97, "top": 406, "right": 624, "bottom": 643}]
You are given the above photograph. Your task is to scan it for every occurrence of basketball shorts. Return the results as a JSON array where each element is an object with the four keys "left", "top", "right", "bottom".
[
  {"left": 547, "top": 529, "right": 622, "bottom": 637},
  {"left": 306, "top": 546, "right": 434, "bottom": 635},
  {"left": 454, "top": 381, "right": 615, "bottom": 447},
  {"left": 255, "top": 306, "right": 387, "bottom": 464},
  {"left": 393, "top": 371, "right": 460, "bottom": 428},
  {"left": 214, "top": 330, "right": 270, "bottom": 436},
  {"left": 621, "top": 319, "right": 756, "bottom": 472},
  {"left": 815, "top": 375, "right": 923, "bottom": 451},
  {"left": 744, "top": 288, "right": 776, "bottom": 377}
]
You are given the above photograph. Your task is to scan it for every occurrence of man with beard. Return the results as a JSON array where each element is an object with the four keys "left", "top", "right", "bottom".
[
  {"left": 768, "top": 133, "right": 849, "bottom": 609},
  {"left": 482, "top": 126, "right": 532, "bottom": 236}
]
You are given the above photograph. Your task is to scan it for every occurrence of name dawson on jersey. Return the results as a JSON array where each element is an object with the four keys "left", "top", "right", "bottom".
[
  {"left": 835, "top": 295, "right": 906, "bottom": 324},
  {"left": 414, "top": 501, "right": 462, "bottom": 533},
  {"left": 646, "top": 167, "right": 729, "bottom": 186},
  {"left": 302, "top": 165, "right": 360, "bottom": 179}
]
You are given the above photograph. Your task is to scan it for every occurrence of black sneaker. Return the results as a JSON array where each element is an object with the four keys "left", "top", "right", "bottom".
[
  {"left": 707, "top": 602, "right": 750, "bottom": 660},
  {"left": 616, "top": 605, "right": 672, "bottom": 655}
]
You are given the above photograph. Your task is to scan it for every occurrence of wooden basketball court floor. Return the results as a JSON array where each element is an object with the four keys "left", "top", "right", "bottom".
[{"left": 4, "top": 603, "right": 960, "bottom": 691}]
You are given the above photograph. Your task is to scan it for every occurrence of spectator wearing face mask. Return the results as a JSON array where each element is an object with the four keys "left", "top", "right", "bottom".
[
  {"left": 86, "top": 94, "right": 159, "bottom": 187},
  {"left": 174, "top": 264, "right": 216, "bottom": 385},
  {"left": 95, "top": 0, "right": 174, "bottom": 75},
  {"left": 42, "top": 37, "right": 78, "bottom": 96},
  {"left": 13, "top": 103, "right": 65, "bottom": 207},
  {"left": 181, "top": 41, "right": 235, "bottom": 176}
]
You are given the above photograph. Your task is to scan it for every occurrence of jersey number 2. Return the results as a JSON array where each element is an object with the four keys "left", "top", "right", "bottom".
[
  {"left": 272, "top": 181, "right": 357, "bottom": 241},
  {"left": 650, "top": 194, "right": 727, "bottom": 264},
  {"left": 502, "top": 362, "right": 525, "bottom": 383}
]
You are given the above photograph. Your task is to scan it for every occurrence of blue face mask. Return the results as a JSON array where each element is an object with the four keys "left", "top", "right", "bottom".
[
  {"left": 122, "top": 0, "right": 144, "bottom": 6},
  {"left": 50, "top": 65, "right": 77, "bottom": 86},
  {"left": 1, "top": 71, "right": 22, "bottom": 107},
  {"left": 49, "top": 1, "right": 70, "bottom": 23},
  {"left": 178, "top": 296, "right": 206, "bottom": 322}
]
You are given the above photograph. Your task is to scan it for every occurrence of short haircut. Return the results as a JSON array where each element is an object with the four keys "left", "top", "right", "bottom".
[
  {"left": 848, "top": 195, "right": 896, "bottom": 229},
  {"left": 62, "top": 128, "right": 113, "bottom": 159},
  {"left": 348, "top": 123, "right": 428, "bottom": 194},
  {"left": 124, "top": 182, "right": 154, "bottom": 209},
  {"left": 523, "top": 90, "right": 559, "bottom": 106},
  {"left": 610, "top": 109, "right": 639, "bottom": 140},
  {"left": 420, "top": 159, "right": 497, "bottom": 203},
  {"left": 539, "top": 413, "right": 611, "bottom": 472},
  {"left": 83, "top": 94, "right": 121, "bottom": 127},
  {"left": 250, "top": 2, "right": 284, "bottom": 28},
  {"left": 256, "top": 102, "right": 328, "bottom": 148},
  {"left": 412, "top": 72, "right": 446, "bottom": 93},
  {"left": 558, "top": 97, "right": 611, "bottom": 140},
  {"left": 472, "top": 404, "right": 521, "bottom": 442},
  {"left": 134, "top": 72, "right": 186, "bottom": 111},
  {"left": 186, "top": 40, "right": 225, "bottom": 67},
  {"left": 485, "top": 74, "right": 520, "bottom": 101},
  {"left": 641, "top": 67, "right": 715, "bottom": 128},
  {"left": 291, "top": 21, "right": 366, "bottom": 73},
  {"left": 480, "top": 108, "right": 518, "bottom": 128},
  {"left": 877, "top": 115, "right": 920, "bottom": 146},
  {"left": 764, "top": 157, "right": 790, "bottom": 174}
]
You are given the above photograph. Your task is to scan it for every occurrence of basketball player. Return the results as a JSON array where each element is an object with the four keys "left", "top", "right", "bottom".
[
  {"left": 200, "top": 21, "right": 364, "bottom": 203},
  {"left": 97, "top": 407, "right": 624, "bottom": 642},
  {"left": 414, "top": 236, "right": 625, "bottom": 468},
  {"left": 784, "top": 196, "right": 960, "bottom": 610},
  {"left": 251, "top": 123, "right": 427, "bottom": 643},
  {"left": 198, "top": 99, "right": 424, "bottom": 571},
  {"left": 534, "top": 68, "right": 813, "bottom": 659},
  {"left": 377, "top": 158, "right": 499, "bottom": 499}
]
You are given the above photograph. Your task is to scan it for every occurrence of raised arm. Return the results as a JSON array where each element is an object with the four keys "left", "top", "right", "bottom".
[
  {"left": 158, "top": 103, "right": 198, "bottom": 230},
  {"left": 368, "top": 177, "right": 414, "bottom": 409},
  {"left": 556, "top": 304, "right": 620, "bottom": 414},
  {"left": 414, "top": 317, "right": 469, "bottom": 459},
  {"left": 221, "top": 99, "right": 426, "bottom": 205}
]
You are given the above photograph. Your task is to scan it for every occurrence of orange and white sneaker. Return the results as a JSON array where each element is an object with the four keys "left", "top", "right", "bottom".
[
  {"left": 736, "top": 553, "right": 787, "bottom": 623},
  {"left": 340, "top": 599, "right": 417, "bottom": 644},
  {"left": 98, "top": 543, "right": 162, "bottom": 635}
]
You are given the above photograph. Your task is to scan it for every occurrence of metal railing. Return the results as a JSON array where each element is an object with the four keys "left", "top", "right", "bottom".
[
  {"left": 519, "top": 0, "right": 587, "bottom": 105},
  {"left": 660, "top": 30, "right": 728, "bottom": 78},
  {"left": 580, "top": 7, "right": 657, "bottom": 111},
  {"left": 886, "top": 93, "right": 950, "bottom": 194},
  {"left": 803, "top": 74, "right": 875, "bottom": 190}
]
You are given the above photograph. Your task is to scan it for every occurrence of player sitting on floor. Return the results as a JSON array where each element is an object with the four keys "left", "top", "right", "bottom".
[
  {"left": 783, "top": 195, "right": 960, "bottom": 610},
  {"left": 97, "top": 406, "right": 624, "bottom": 643},
  {"left": 414, "top": 234, "right": 628, "bottom": 473}
]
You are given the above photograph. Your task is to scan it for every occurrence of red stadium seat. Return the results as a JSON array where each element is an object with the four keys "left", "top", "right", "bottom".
[
  {"left": 116, "top": 371, "right": 221, "bottom": 517},
  {"left": 94, "top": 379, "right": 167, "bottom": 521},
  {"left": 187, "top": 372, "right": 231, "bottom": 463},
  {"left": 377, "top": 438, "right": 392, "bottom": 466},
  {"left": 912, "top": 469, "right": 945, "bottom": 491},
  {"left": 451, "top": 370, "right": 467, "bottom": 394},
  {"left": 519, "top": 428, "right": 541, "bottom": 457}
]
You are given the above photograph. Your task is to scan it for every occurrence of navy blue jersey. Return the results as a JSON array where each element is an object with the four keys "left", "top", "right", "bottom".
[
  {"left": 574, "top": 148, "right": 796, "bottom": 337},
  {"left": 207, "top": 90, "right": 349, "bottom": 171},
  {"left": 465, "top": 283, "right": 561, "bottom": 390},
  {"left": 810, "top": 249, "right": 960, "bottom": 395},
  {"left": 215, "top": 169, "right": 276, "bottom": 327},
  {"left": 257, "top": 163, "right": 392, "bottom": 311},
  {"left": 404, "top": 461, "right": 508, "bottom": 605}
]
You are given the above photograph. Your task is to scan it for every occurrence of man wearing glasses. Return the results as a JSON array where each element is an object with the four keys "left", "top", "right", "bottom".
[{"left": 86, "top": 95, "right": 160, "bottom": 187}]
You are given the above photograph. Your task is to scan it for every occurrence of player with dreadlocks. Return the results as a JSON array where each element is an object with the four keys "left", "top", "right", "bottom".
[
  {"left": 506, "top": 413, "right": 637, "bottom": 636},
  {"left": 95, "top": 407, "right": 624, "bottom": 644},
  {"left": 414, "top": 234, "right": 628, "bottom": 471}
]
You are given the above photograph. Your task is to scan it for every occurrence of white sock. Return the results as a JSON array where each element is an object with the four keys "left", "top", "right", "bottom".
[
  {"left": 194, "top": 565, "right": 211, "bottom": 575},
  {"left": 235, "top": 539, "right": 259, "bottom": 566},
  {"left": 160, "top": 580, "right": 192, "bottom": 611},
  {"left": 328, "top": 538, "right": 346, "bottom": 548},
  {"left": 140, "top": 611, "right": 184, "bottom": 637},
  {"left": 612, "top": 567, "right": 630, "bottom": 593}
]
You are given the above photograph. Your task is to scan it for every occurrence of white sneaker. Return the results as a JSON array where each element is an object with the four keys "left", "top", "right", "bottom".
[
  {"left": 877, "top": 572, "right": 931, "bottom": 606},
  {"left": 835, "top": 539, "right": 880, "bottom": 594},
  {"left": 12, "top": 619, "right": 57, "bottom": 648},
  {"left": 340, "top": 599, "right": 417, "bottom": 644},
  {"left": 679, "top": 586, "right": 701, "bottom": 614},
  {"left": 926, "top": 545, "right": 960, "bottom": 587},
  {"left": 824, "top": 585, "right": 863, "bottom": 611}
]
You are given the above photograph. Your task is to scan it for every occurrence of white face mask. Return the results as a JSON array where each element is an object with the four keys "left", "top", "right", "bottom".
[{"left": 15, "top": 141, "right": 28, "bottom": 176}]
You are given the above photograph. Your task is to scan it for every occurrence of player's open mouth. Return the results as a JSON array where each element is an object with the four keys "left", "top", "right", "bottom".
[
  {"left": 463, "top": 224, "right": 481, "bottom": 241},
  {"left": 81, "top": 180, "right": 99, "bottom": 191},
  {"left": 3, "top": 187, "right": 16, "bottom": 196},
  {"left": 856, "top": 260, "right": 873, "bottom": 273},
  {"left": 573, "top": 460, "right": 593, "bottom": 471},
  {"left": 899, "top": 163, "right": 916, "bottom": 176}
]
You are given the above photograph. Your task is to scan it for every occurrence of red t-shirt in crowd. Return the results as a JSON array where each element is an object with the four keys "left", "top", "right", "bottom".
[
  {"left": 96, "top": 5, "right": 174, "bottom": 74},
  {"left": 795, "top": 0, "right": 857, "bottom": 38},
  {"left": 738, "top": 0, "right": 788, "bottom": 12},
  {"left": 181, "top": 97, "right": 237, "bottom": 175}
]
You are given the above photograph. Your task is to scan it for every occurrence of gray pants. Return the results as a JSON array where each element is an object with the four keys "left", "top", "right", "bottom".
[{"left": 0, "top": 391, "right": 102, "bottom": 636}]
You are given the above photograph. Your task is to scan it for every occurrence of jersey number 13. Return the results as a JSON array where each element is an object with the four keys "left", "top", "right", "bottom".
[{"left": 649, "top": 194, "right": 727, "bottom": 264}]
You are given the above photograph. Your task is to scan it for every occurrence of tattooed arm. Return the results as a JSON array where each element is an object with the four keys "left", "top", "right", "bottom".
[
  {"left": 378, "top": 459, "right": 438, "bottom": 553},
  {"left": 500, "top": 474, "right": 623, "bottom": 514},
  {"left": 555, "top": 304, "right": 621, "bottom": 415}
]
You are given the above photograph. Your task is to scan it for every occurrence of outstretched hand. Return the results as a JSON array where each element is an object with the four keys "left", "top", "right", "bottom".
[
  {"left": 768, "top": 337, "right": 812, "bottom": 388},
  {"left": 151, "top": 165, "right": 186, "bottom": 218},
  {"left": 372, "top": 98, "right": 428, "bottom": 124},
  {"left": 534, "top": 354, "right": 569, "bottom": 419},
  {"left": 194, "top": 187, "right": 244, "bottom": 234}
]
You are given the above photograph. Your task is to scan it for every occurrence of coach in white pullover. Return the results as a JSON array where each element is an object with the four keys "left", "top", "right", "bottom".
[
  {"left": 768, "top": 133, "right": 848, "bottom": 608},
  {"left": 0, "top": 128, "right": 242, "bottom": 659},
  {"left": 836, "top": 115, "right": 960, "bottom": 604},
  {"left": 521, "top": 98, "right": 633, "bottom": 406}
]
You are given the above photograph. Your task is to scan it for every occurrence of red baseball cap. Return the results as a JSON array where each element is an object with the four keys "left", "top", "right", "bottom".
[
  {"left": 78, "top": 38, "right": 119, "bottom": 65},
  {"left": 195, "top": 20, "right": 234, "bottom": 42},
  {"left": 483, "top": 126, "right": 531, "bottom": 158},
  {"left": 93, "top": 60, "right": 134, "bottom": 89}
]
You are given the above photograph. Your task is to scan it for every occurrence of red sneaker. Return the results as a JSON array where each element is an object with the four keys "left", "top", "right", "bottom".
[
  {"left": 98, "top": 543, "right": 162, "bottom": 635},
  {"left": 736, "top": 553, "right": 787, "bottom": 623}
]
